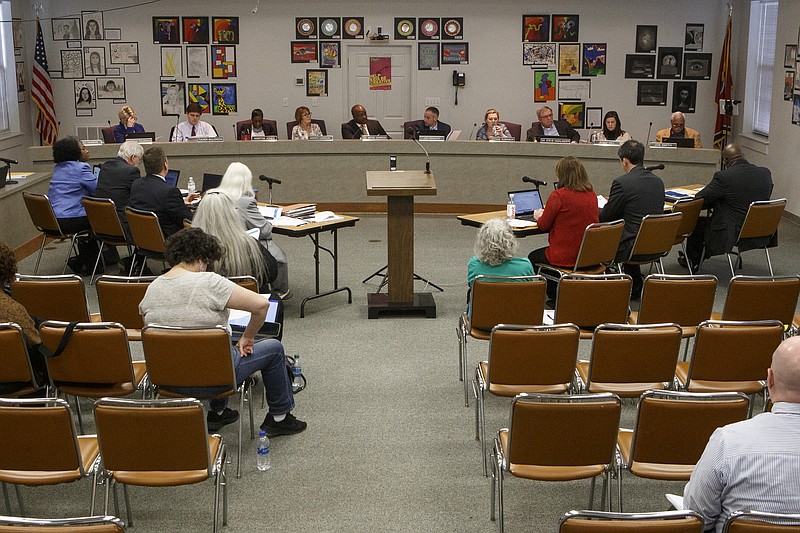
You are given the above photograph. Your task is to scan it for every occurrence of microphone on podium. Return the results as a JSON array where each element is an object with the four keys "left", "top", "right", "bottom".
[
  {"left": 646, "top": 121, "right": 653, "bottom": 144},
  {"left": 643, "top": 163, "right": 665, "bottom": 171},
  {"left": 468, "top": 123, "right": 478, "bottom": 140},
  {"left": 411, "top": 136, "right": 431, "bottom": 174},
  {"left": 522, "top": 175, "right": 547, "bottom": 187}
]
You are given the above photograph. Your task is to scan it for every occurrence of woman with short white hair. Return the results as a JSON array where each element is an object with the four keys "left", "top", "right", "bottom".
[{"left": 467, "top": 218, "right": 533, "bottom": 286}]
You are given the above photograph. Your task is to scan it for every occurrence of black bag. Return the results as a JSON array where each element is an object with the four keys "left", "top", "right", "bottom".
[
  {"left": 39, "top": 321, "right": 79, "bottom": 359},
  {"left": 259, "top": 245, "right": 279, "bottom": 285},
  {"left": 285, "top": 354, "right": 306, "bottom": 394}
]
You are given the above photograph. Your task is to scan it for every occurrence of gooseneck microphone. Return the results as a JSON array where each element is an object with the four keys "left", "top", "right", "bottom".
[
  {"left": 646, "top": 121, "right": 653, "bottom": 145},
  {"left": 522, "top": 176, "right": 547, "bottom": 187},
  {"left": 643, "top": 163, "right": 665, "bottom": 171},
  {"left": 406, "top": 126, "right": 420, "bottom": 140},
  {"left": 0, "top": 157, "right": 18, "bottom": 165},
  {"left": 258, "top": 175, "right": 281, "bottom": 184},
  {"left": 411, "top": 136, "right": 431, "bottom": 174}
]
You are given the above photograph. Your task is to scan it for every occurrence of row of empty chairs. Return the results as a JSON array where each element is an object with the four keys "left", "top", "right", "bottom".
[{"left": 557, "top": 509, "right": 800, "bottom": 532}]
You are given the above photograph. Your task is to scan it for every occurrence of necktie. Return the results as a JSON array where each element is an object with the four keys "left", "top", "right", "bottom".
[
  {"left": 360, "top": 123, "right": 369, "bottom": 136},
  {"left": 191, "top": 125, "right": 196, "bottom": 137}
]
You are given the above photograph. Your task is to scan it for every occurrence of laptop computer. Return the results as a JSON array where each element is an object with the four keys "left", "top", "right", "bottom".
[
  {"left": 124, "top": 132, "right": 156, "bottom": 142},
  {"left": 164, "top": 169, "right": 180, "bottom": 189},
  {"left": 663, "top": 137, "right": 696, "bottom": 148},
  {"left": 508, "top": 189, "right": 544, "bottom": 221},
  {"left": 201, "top": 173, "right": 223, "bottom": 193}
]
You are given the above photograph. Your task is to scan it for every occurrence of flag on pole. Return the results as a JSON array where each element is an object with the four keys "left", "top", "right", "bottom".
[
  {"left": 713, "top": 11, "right": 733, "bottom": 149},
  {"left": 31, "top": 17, "right": 57, "bottom": 145}
]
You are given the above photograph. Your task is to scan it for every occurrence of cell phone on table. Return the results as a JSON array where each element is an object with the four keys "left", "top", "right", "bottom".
[{"left": 389, "top": 155, "right": 397, "bottom": 171}]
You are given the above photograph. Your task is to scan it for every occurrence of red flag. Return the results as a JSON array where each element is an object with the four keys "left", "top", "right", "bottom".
[
  {"left": 31, "top": 17, "right": 57, "bottom": 146},
  {"left": 713, "top": 13, "right": 733, "bottom": 149}
]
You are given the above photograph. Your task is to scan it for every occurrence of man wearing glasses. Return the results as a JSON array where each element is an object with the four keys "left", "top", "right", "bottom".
[
  {"left": 655, "top": 111, "right": 702, "bottom": 147},
  {"left": 526, "top": 105, "right": 580, "bottom": 142}
]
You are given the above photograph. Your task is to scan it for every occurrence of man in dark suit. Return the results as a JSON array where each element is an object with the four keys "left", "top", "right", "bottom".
[
  {"left": 237, "top": 108, "right": 277, "bottom": 140},
  {"left": 95, "top": 140, "right": 143, "bottom": 238},
  {"left": 526, "top": 105, "right": 580, "bottom": 142},
  {"left": 681, "top": 144, "right": 773, "bottom": 271},
  {"left": 421, "top": 106, "right": 451, "bottom": 137},
  {"left": 341, "top": 104, "right": 390, "bottom": 139},
  {"left": 128, "top": 146, "right": 196, "bottom": 238},
  {"left": 599, "top": 140, "right": 665, "bottom": 297}
]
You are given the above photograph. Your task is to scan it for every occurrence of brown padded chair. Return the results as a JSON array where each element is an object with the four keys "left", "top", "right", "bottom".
[
  {"left": 286, "top": 118, "right": 327, "bottom": 138},
  {"left": 723, "top": 510, "right": 800, "bottom": 532},
  {"left": 11, "top": 275, "right": 99, "bottom": 324},
  {"left": 101, "top": 126, "right": 117, "bottom": 144},
  {"left": 616, "top": 390, "right": 749, "bottom": 512},
  {"left": 726, "top": 199, "right": 786, "bottom": 277},
  {"left": 229, "top": 275, "right": 258, "bottom": 293},
  {"left": 575, "top": 323, "right": 683, "bottom": 398},
  {"left": 618, "top": 212, "right": 683, "bottom": 276},
  {"left": 94, "top": 275, "right": 158, "bottom": 342},
  {"left": 500, "top": 121, "right": 521, "bottom": 141},
  {"left": 670, "top": 197, "right": 705, "bottom": 275},
  {"left": 0, "top": 398, "right": 100, "bottom": 517},
  {"left": 558, "top": 509, "right": 705, "bottom": 532},
  {"left": 554, "top": 274, "right": 632, "bottom": 339},
  {"left": 93, "top": 398, "right": 226, "bottom": 533},
  {"left": 124, "top": 208, "right": 166, "bottom": 276},
  {"left": 491, "top": 393, "right": 622, "bottom": 533},
  {"left": 81, "top": 197, "right": 132, "bottom": 283},
  {"left": 0, "top": 516, "right": 126, "bottom": 532},
  {"left": 457, "top": 275, "right": 547, "bottom": 406},
  {"left": 473, "top": 324, "right": 580, "bottom": 476},
  {"left": 0, "top": 323, "right": 46, "bottom": 398},
  {"left": 23, "top": 192, "right": 88, "bottom": 275},
  {"left": 537, "top": 220, "right": 625, "bottom": 280},
  {"left": 711, "top": 275, "right": 800, "bottom": 332}
]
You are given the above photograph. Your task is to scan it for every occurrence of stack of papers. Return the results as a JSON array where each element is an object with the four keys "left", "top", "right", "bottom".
[
  {"left": 283, "top": 203, "right": 316, "bottom": 217},
  {"left": 309, "top": 211, "right": 342, "bottom": 223},
  {"left": 508, "top": 219, "right": 536, "bottom": 228},
  {"left": 271, "top": 216, "right": 308, "bottom": 227},
  {"left": 258, "top": 205, "right": 282, "bottom": 219}
]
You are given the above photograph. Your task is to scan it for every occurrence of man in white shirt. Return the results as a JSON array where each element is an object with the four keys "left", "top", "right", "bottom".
[{"left": 171, "top": 102, "right": 217, "bottom": 142}]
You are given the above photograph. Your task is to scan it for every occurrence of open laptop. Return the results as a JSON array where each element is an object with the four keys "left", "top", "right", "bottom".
[
  {"left": 201, "top": 173, "right": 223, "bottom": 193},
  {"left": 508, "top": 189, "right": 544, "bottom": 221},
  {"left": 663, "top": 137, "right": 695, "bottom": 148},
  {"left": 124, "top": 131, "right": 156, "bottom": 142},
  {"left": 164, "top": 169, "right": 180, "bottom": 189}
]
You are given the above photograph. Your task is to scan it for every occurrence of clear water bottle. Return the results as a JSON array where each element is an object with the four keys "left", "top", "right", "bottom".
[
  {"left": 187, "top": 176, "right": 196, "bottom": 195},
  {"left": 256, "top": 430, "right": 271, "bottom": 471},
  {"left": 506, "top": 194, "right": 516, "bottom": 220},
  {"left": 292, "top": 355, "right": 303, "bottom": 393}
]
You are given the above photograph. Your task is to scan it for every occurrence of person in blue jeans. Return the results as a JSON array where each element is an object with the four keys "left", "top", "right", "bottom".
[{"left": 139, "top": 227, "right": 306, "bottom": 436}]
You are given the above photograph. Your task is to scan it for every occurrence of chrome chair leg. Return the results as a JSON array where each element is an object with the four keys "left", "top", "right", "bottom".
[
  {"left": 765, "top": 248, "right": 774, "bottom": 276},
  {"left": 15, "top": 485, "right": 25, "bottom": 516},
  {"left": 2, "top": 482, "right": 11, "bottom": 514},
  {"left": 33, "top": 235, "right": 46, "bottom": 274},
  {"left": 122, "top": 484, "right": 133, "bottom": 527}
]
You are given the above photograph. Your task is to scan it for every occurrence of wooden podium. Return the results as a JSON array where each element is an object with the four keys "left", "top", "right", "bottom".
[{"left": 366, "top": 170, "right": 437, "bottom": 318}]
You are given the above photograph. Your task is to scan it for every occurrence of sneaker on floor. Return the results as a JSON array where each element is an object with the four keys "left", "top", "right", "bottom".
[
  {"left": 207, "top": 408, "right": 239, "bottom": 432},
  {"left": 278, "top": 289, "right": 293, "bottom": 301},
  {"left": 261, "top": 412, "right": 307, "bottom": 437}
]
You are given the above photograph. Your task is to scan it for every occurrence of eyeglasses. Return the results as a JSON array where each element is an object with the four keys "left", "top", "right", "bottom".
[
  {"left": 671, "top": 122, "right": 685, "bottom": 127},
  {"left": 540, "top": 113, "right": 553, "bottom": 119},
  {"left": 301, "top": 112, "right": 311, "bottom": 117}
]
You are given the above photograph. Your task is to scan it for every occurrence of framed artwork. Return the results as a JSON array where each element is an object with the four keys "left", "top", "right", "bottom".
[
  {"left": 784, "top": 45, "right": 797, "bottom": 68},
  {"left": 12, "top": 18, "right": 22, "bottom": 49},
  {"left": 104, "top": 29, "right": 121, "bottom": 40},
  {"left": 52, "top": 18, "right": 80, "bottom": 41},
  {"left": 97, "top": 77, "right": 125, "bottom": 100},
  {"left": 625, "top": 54, "right": 655, "bottom": 79},
  {"left": 306, "top": 69, "right": 328, "bottom": 96},
  {"left": 586, "top": 107, "right": 603, "bottom": 129},
  {"left": 61, "top": 50, "right": 83, "bottom": 78},
  {"left": 418, "top": 42, "right": 440, "bottom": 70},
  {"left": 342, "top": 17, "right": 364, "bottom": 39},
  {"left": 551, "top": 15, "right": 579, "bottom": 42},
  {"left": 685, "top": 24, "right": 704, "bottom": 51},
  {"left": 534, "top": 70, "right": 556, "bottom": 102},
  {"left": 212, "top": 46, "right": 236, "bottom": 79},
  {"left": 785, "top": 71, "right": 795, "bottom": 101},
  {"left": 441, "top": 18, "right": 463, "bottom": 40},
  {"left": 418, "top": 18, "right": 439, "bottom": 40},
  {"left": 523, "top": 43, "right": 556, "bottom": 68},
  {"left": 320, "top": 41, "right": 340, "bottom": 68},
  {"left": 637, "top": 81, "right": 668, "bottom": 106},
  {"left": 188, "top": 83, "right": 211, "bottom": 113},
  {"left": 186, "top": 46, "right": 208, "bottom": 77},
  {"left": 522, "top": 15, "right": 550, "bottom": 42},
  {"left": 211, "top": 83, "right": 237, "bottom": 115},
  {"left": 394, "top": 18, "right": 416, "bottom": 40},
  {"left": 183, "top": 17, "right": 209, "bottom": 44},
  {"left": 161, "top": 81, "right": 185, "bottom": 116},
  {"left": 558, "top": 43, "right": 581, "bottom": 76},
  {"left": 320, "top": 18, "right": 341, "bottom": 39},
  {"left": 558, "top": 102, "right": 585, "bottom": 128},
  {"left": 81, "top": 11, "right": 103, "bottom": 40},
  {"left": 74, "top": 80, "right": 97, "bottom": 110},
  {"left": 657, "top": 47, "right": 682, "bottom": 79},
  {"left": 442, "top": 42, "right": 468, "bottom": 64},
  {"left": 83, "top": 47, "right": 106, "bottom": 76},
  {"left": 160, "top": 46, "right": 182, "bottom": 78},
  {"left": 558, "top": 79, "right": 590, "bottom": 101},
  {"left": 796, "top": 56, "right": 800, "bottom": 90},
  {"left": 672, "top": 81, "right": 697, "bottom": 113},
  {"left": 153, "top": 17, "right": 179, "bottom": 44},
  {"left": 683, "top": 53, "right": 712, "bottom": 80},
  {"left": 291, "top": 41, "right": 317, "bottom": 63},
  {"left": 15, "top": 61, "right": 24, "bottom": 92},
  {"left": 582, "top": 43, "right": 606, "bottom": 76},
  {"left": 296, "top": 17, "right": 318, "bottom": 40},
  {"left": 110, "top": 43, "right": 139, "bottom": 64},
  {"left": 636, "top": 25, "right": 657, "bottom": 53},
  {"left": 212, "top": 17, "right": 239, "bottom": 44},
  {"left": 793, "top": 94, "right": 800, "bottom": 125}
]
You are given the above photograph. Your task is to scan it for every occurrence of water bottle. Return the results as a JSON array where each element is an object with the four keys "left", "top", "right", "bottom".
[
  {"left": 187, "top": 176, "right": 196, "bottom": 195},
  {"left": 292, "top": 355, "right": 303, "bottom": 393},
  {"left": 506, "top": 194, "right": 516, "bottom": 220},
  {"left": 256, "top": 430, "right": 271, "bottom": 471}
]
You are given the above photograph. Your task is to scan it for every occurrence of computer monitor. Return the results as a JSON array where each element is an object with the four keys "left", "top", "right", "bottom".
[
  {"left": 201, "top": 173, "right": 223, "bottom": 193},
  {"left": 124, "top": 131, "right": 156, "bottom": 142},
  {"left": 663, "top": 137, "right": 695, "bottom": 148},
  {"left": 164, "top": 169, "right": 180, "bottom": 188}
]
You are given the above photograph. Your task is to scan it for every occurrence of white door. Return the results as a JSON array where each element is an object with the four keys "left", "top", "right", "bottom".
[{"left": 346, "top": 44, "right": 413, "bottom": 137}]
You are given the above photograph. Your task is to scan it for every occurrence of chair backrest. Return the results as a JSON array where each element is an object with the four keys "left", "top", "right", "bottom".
[
  {"left": 637, "top": 274, "right": 718, "bottom": 329},
  {"left": 23, "top": 192, "right": 63, "bottom": 236},
  {"left": 0, "top": 516, "right": 126, "bottom": 532},
  {"left": 628, "top": 212, "right": 683, "bottom": 260},
  {"left": 403, "top": 120, "right": 425, "bottom": 139},
  {"left": 573, "top": 220, "right": 625, "bottom": 270},
  {"left": 81, "top": 196, "right": 127, "bottom": 243},
  {"left": 724, "top": 511, "right": 800, "bottom": 532},
  {"left": 500, "top": 121, "right": 521, "bottom": 141},
  {"left": 559, "top": 510, "right": 705, "bottom": 532},
  {"left": 554, "top": 274, "right": 632, "bottom": 330},
  {"left": 101, "top": 126, "right": 117, "bottom": 144},
  {"left": 11, "top": 274, "right": 91, "bottom": 322},
  {"left": 235, "top": 118, "right": 278, "bottom": 139},
  {"left": 671, "top": 197, "right": 705, "bottom": 244},
  {"left": 229, "top": 275, "right": 259, "bottom": 293},
  {"left": 468, "top": 275, "right": 546, "bottom": 332},
  {"left": 0, "top": 322, "right": 42, "bottom": 394},
  {"left": 722, "top": 275, "right": 800, "bottom": 327},
  {"left": 95, "top": 275, "right": 157, "bottom": 331},
  {"left": 737, "top": 199, "right": 786, "bottom": 241},
  {"left": 125, "top": 207, "right": 166, "bottom": 255},
  {"left": 168, "top": 126, "right": 175, "bottom": 142},
  {"left": 287, "top": 119, "right": 327, "bottom": 137}
]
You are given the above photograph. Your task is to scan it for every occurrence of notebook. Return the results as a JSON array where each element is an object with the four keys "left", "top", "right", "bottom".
[{"left": 508, "top": 189, "right": 544, "bottom": 221}]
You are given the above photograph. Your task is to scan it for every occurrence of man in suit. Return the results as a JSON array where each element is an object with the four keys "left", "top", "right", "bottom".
[
  {"left": 599, "top": 140, "right": 665, "bottom": 298},
  {"left": 422, "top": 106, "right": 451, "bottom": 137},
  {"left": 341, "top": 104, "right": 390, "bottom": 139},
  {"left": 526, "top": 105, "right": 580, "bottom": 142},
  {"left": 237, "top": 108, "right": 277, "bottom": 140},
  {"left": 128, "top": 146, "right": 197, "bottom": 238},
  {"left": 171, "top": 102, "right": 217, "bottom": 142},
  {"left": 655, "top": 111, "right": 702, "bottom": 148},
  {"left": 95, "top": 140, "right": 143, "bottom": 238},
  {"left": 681, "top": 143, "right": 773, "bottom": 272}
]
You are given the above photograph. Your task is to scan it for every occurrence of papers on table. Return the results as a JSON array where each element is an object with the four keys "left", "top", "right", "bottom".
[
  {"left": 271, "top": 216, "right": 308, "bottom": 227},
  {"left": 309, "top": 211, "right": 342, "bottom": 223},
  {"left": 597, "top": 195, "right": 608, "bottom": 208},
  {"left": 10, "top": 172, "right": 34, "bottom": 179},
  {"left": 508, "top": 218, "right": 536, "bottom": 228},
  {"left": 258, "top": 205, "right": 282, "bottom": 219},
  {"left": 228, "top": 294, "right": 279, "bottom": 328}
]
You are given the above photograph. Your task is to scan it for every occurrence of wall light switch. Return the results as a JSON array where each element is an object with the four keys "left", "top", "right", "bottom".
[
  {"left": 282, "top": 98, "right": 289, "bottom": 107},
  {"left": 311, "top": 98, "right": 318, "bottom": 106}
]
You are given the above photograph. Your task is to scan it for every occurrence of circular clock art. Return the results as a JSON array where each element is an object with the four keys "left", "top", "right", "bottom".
[
  {"left": 443, "top": 19, "right": 461, "bottom": 37},
  {"left": 321, "top": 18, "right": 338, "bottom": 37},
  {"left": 420, "top": 19, "right": 438, "bottom": 37},
  {"left": 344, "top": 18, "right": 361, "bottom": 37},
  {"left": 297, "top": 18, "right": 315, "bottom": 37},
  {"left": 397, "top": 19, "right": 414, "bottom": 37}
]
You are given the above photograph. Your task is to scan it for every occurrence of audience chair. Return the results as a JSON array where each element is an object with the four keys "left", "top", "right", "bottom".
[
  {"left": 286, "top": 119, "right": 327, "bottom": 137},
  {"left": 94, "top": 275, "right": 157, "bottom": 342},
  {"left": 711, "top": 275, "right": 800, "bottom": 335},
  {"left": 141, "top": 325, "right": 255, "bottom": 479},
  {"left": 0, "top": 323, "right": 46, "bottom": 398},
  {"left": 618, "top": 212, "right": 683, "bottom": 276},
  {"left": 234, "top": 119, "right": 276, "bottom": 139},
  {"left": 124, "top": 208, "right": 166, "bottom": 276},
  {"left": 93, "top": 398, "right": 227, "bottom": 533},
  {"left": 575, "top": 323, "right": 683, "bottom": 398},
  {"left": 0, "top": 398, "right": 100, "bottom": 517},
  {"left": 537, "top": 220, "right": 625, "bottom": 282},
  {"left": 473, "top": 323, "right": 580, "bottom": 476},
  {"left": 81, "top": 197, "right": 132, "bottom": 283},
  {"left": 500, "top": 121, "right": 521, "bottom": 141},
  {"left": 457, "top": 275, "right": 547, "bottom": 406},
  {"left": 723, "top": 510, "right": 800, "bottom": 532},
  {"left": 553, "top": 274, "right": 632, "bottom": 339},
  {"left": 11, "top": 274, "right": 98, "bottom": 323},
  {"left": 0, "top": 515, "right": 126, "bottom": 532},
  {"left": 670, "top": 197, "right": 705, "bottom": 274},
  {"left": 101, "top": 127, "right": 117, "bottom": 144},
  {"left": 491, "top": 393, "right": 622, "bottom": 532},
  {"left": 22, "top": 193, "right": 88, "bottom": 275},
  {"left": 726, "top": 199, "right": 786, "bottom": 277},
  {"left": 616, "top": 390, "right": 749, "bottom": 512},
  {"left": 558, "top": 509, "right": 705, "bottom": 532}
]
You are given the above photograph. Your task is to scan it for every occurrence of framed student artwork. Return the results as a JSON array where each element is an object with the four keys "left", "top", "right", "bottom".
[
  {"left": 320, "top": 41, "right": 340, "bottom": 68},
  {"left": 211, "top": 46, "right": 236, "bottom": 79},
  {"left": 153, "top": 17, "right": 179, "bottom": 44},
  {"left": 211, "top": 83, "right": 237, "bottom": 115},
  {"left": 183, "top": 17, "right": 210, "bottom": 44},
  {"left": 52, "top": 18, "right": 80, "bottom": 41},
  {"left": 342, "top": 17, "right": 364, "bottom": 39},
  {"left": 586, "top": 107, "right": 603, "bottom": 130},
  {"left": 551, "top": 15, "right": 579, "bottom": 42},
  {"left": 442, "top": 42, "right": 468, "bottom": 64},
  {"left": 534, "top": 70, "right": 556, "bottom": 102},
  {"left": 657, "top": 47, "right": 682, "bottom": 79},
  {"left": 291, "top": 41, "right": 317, "bottom": 63},
  {"left": 320, "top": 18, "right": 341, "bottom": 39},
  {"left": 418, "top": 18, "right": 439, "bottom": 40},
  {"left": 558, "top": 43, "right": 581, "bottom": 76},
  {"left": 110, "top": 43, "right": 139, "bottom": 64},
  {"left": 160, "top": 46, "right": 182, "bottom": 78},
  {"left": 74, "top": 80, "right": 97, "bottom": 110},
  {"left": 785, "top": 71, "right": 795, "bottom": 101},
  {"left": 188, "top": 83, "right": 211, "bottom": 113},
  {"left": 636, "top": 25, "right": 657, "bottom": 53},
  {"left": 418, "top": 42, "right": 440, "bottom": 70},
  {"left": 296, "top": 17, "right": 318, "bottom": 40},
  {"left": 672, "top": 81, "right": 697, "bottom": 113},
  {"left": 683, "top": 53, "right": 712, "bottom": 80},
  {"left": 186, "top": 46, "right": 208, "bottom": 77},
  {"left": 212, "top": 17, "right": 239, "bottom": 44},
  {"left": 441, "top": 18, "right": 463, "bottom": 40},
  {"left": 558, "top": 101, "right": 585, "bottom": 128},
  {"left": 61, "top": 50, "right": 83, "bottom": 79},
  {"left": 785, "top": 45, "right": 798, "bottom": 69},
  {"left": 558, "top": 79, "right": 590, "bottom": 101},
  {"left": 685, "top": 23, "right": 704, "bottom": 51},
  {"left": 81, "top": 11, "right": 104, "bottom": 40},
  {"left": 625, "top": 54, "right": 655, "bottom": 79},
  {"left": 637, "top": 81, "right": 668, "bottom": 106},
  {"left": 161, "top": 81, "right": 185, "bottom": 116},
  {"left": 582, "top": 43, "right": 606, "bottom": 76},
  {"left": 522, "top": 15, "right": 550, "bottom": 43},
  {"left": 306, "top": 69, "right": 328, "bottom": 97},
  {"left": 394, "top": 18, "right": 416, "bottom": 40},
  {"left": 83, "top": 47, "right": 106, "bottom": 76},
  {"left": 523, "top": 43, "right": 556, "bottom": 68},
  {"left": 97, "top": 77, "right": 125, "bottom": 100}
]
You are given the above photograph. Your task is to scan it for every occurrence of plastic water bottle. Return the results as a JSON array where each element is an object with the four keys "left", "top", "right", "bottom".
[
  {"left": 187, "top": 177, "right": 196, "bottom": 195},
  {"left": 506, "top": 195, "right": 516, "bottom": 220},
  {"left": 292, "top": 355, "right": 303, "bottom": 393},
  {"left": 256, "top": 430, "right": 271, "bottom": 471}
]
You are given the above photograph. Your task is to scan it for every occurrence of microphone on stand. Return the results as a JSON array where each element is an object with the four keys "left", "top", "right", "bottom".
[
  {"left": 406, "top": 125, "right": 420, "bottom": 140},
  {"left": 646, "top": 121, "right": 653, "bottom": 145},
  {"left": 0, "top": 157, "right": 18, "bottom": 165},
  {"left": 643, "top": 163, "right": 665, "bottom": 171},
  {"left": 411, "top": 136, "right": 431, "bottom": 174},
  {"left": 588, "top": 123, "right": 596, "bottom": 142},
  {"left": 468, "top": 123, "right": 477, "bottom": 140},
  {"left": 522, "top": 176, "right": 547, "bottom": 187},
  {"left": 258, "top": 175, "right": 281, "bottom": 205}
]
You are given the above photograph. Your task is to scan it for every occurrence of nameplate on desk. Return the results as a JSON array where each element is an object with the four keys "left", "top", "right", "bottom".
[
  {"left": 83, "top": 139, "right": 104, "bottom": 146},
  {"left": 309, "top": 135, "right": 334, "bottom": 141},
  {"left": 194, "top": 136, "right": 224, "bottom": 142},
  {"left": 361, "top": 135, "right": 390, "bottom": 141},
  {"left": 649, "top": 142, "right": 677, "bottom": 148},
  {"left": 592, "top": 140, "right": 622, "bottom": 145},
  {"left": 418, "top": 136, "right": 445, "bottom": 142},
  {"left": 488, "top": 137, "right": 515, "bottom": 142},
  {"left": 252, "top": 136, "right": 278, "bottom": 141},
  {"left": 538, "top": 137, "right": 571, "bottom": 144}
]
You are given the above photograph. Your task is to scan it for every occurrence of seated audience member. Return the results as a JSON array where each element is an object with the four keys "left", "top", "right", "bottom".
[
  {"left": 476, "top": 108, "right": 512, "bottom": 140},
  {"left": 655, "top": 111, "right": 702, "bottom": 147},
  {"left": 113, "top": 105, "right": 145, "bottom": 143},
  {"left": 341, "top": 104, "right": 389, "bottom": 139},
  {"left": 171, "top": 102, "right": 216, "bottom": 142},
  {"left": 595, "top": 110, "right": 631, "bottom": 142},
  {"left": 467, "top": 218, "right": 534, "bottom": 287},
  {"left": 683, "top": 336, "right": 800, "bottom": 532},
  {"left": 238, "top": 108, "right": 277, "bottom": 140},
  {"left": 95, "top": 140, "right": 143, "bottom": 238},
  {"left": 411, "top": 106, "right": 451, "bottom": 138},
  {"left": 216, "top": 162, "right": 290, "bottom": 298},
  {"left": 528, "top": 157, "right": 599, "bottom": 299},
  {"left": 139, "top": 227, "right": 307, "bottom": 435},
  {"left": 525, "top": 105, "right": 580, "bottom": 142},
  {"left": 291, "top": 106, "right": 322, "bottom": 140}
]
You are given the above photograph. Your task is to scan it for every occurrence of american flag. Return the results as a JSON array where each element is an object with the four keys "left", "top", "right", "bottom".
[
  {"left": 31, "top": 17, "right": 57, "bottom": 145},
  {"left": 713, "top": 12, "right": 733, "bottom": 149}
]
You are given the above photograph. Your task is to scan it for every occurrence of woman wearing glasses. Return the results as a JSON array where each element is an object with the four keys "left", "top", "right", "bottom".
[{"left": 291, "top": 106, "right": 323, "bottom": 140}]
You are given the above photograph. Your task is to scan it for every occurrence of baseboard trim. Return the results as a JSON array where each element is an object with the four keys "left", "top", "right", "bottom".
[{"left": 14, "top": 235, "right": 47, "bottom": 261}]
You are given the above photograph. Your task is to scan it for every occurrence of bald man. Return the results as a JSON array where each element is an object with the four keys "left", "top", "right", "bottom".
[
  {"left": 341, "top": 104, "right": 389, "bottom": 139},
  {"left": 680, "top": 143, "right": 773, "bottom": 271},
  {"left": 655, "top": 111, "right": 702, "bottom": 148},
  {"left": 683, "top": 337, "right": 800, "bottom": 532}
]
